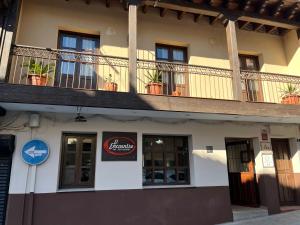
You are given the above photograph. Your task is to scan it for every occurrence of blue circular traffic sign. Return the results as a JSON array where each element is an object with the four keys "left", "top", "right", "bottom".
[{"left": 21, "top": 139, "right": 49, "bottom": 165}]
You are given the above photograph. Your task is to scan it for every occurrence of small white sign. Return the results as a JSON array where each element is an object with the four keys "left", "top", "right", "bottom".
[
  {"left": 262, "top": 153, "right": 274, "bottom": 168},
  {"left": 260, "top": 142, "right": 272, "bottom": 151}
]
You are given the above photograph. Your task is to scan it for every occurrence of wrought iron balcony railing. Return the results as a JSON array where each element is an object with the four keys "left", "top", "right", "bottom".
[
  {"left": 9, "top": 45, "right": 129, "bottom": 92},
  {"left": 241, "top": 70, "right": 300, "bottom": 104},
  {"left": 137, "top": 59, "right": 234, "bottom": 100},
  {"left": 8, "top": 45, "right": 300, "bottom": 105}
]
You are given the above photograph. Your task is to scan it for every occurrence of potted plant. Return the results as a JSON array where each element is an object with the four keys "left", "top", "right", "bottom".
[
  {"left": 145, "top": 70, "right": 166, "bottom": 95},
  {"left": 172, "top": 85, "right": 186, "bottom": 96},
  {"left": 23, "top": 59, "right": 55, "bottom": 86},
  {"left": 104, "top": 74, "right": 118, "bottom": 91},
  {"left": 280, "top": 84, "right": 300, "bottom": 104}
]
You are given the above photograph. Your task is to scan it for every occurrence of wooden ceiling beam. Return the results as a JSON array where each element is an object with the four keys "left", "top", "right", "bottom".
[
  {"left": 122, "top": 1, "right": 128, "bottom": 11},
  {"left": 210, "top": 0, "right": 222, "bottom": 8},
  {"left": 272, "top": 1, "right": 285, "bottom": 18},
  {"left": 243, "top": 0, "right": 255, "bottom": 12},
  {"left": 265, "top": 25, "right": 278, "bottom": 34},
  {"left": 142, "top": 0, "right": 300, "bottom": 30},
  {"left": 209, "top": 13, "right": 223, "bottom": 25},
  {"left": 222, "top": 18, "right": 229, "bottom": 27},
  {"left": 209, "top": 16, "right": 218, "bottom": 25},
  {"left": 193, "top": 13, "right": 201, "bottom": 23},
  {"left": 287, "top": 4, "right": 299, "bottom": 20},
  {"left": 259, "top": 1, "right": 270, "bottom": 15},
  {"left": 105, "top": 0, "right": 110, "bottom": 8},
  {"left": 238, "top": 21, "right": 251, "bottom": 29},
  {"left": 278, "top": 27, "right": 289, "bottom": 36},
  {"left": 142, "top": 5, "right": 148, "bottom": 13},
  {"left": 160, "top": 8, "right": 167, "bottom": 17},
  {"left": 253, "top": 23, "right": 264, "bottom": 32},
  {"left": 177, "top": 11, "right": 184, "bottom": 20}
]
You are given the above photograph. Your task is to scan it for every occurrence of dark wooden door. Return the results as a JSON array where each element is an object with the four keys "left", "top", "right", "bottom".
[
  {"left": 156, "top": 44, "right": 189, "bottom": 96},
  {"left": 239, "top": 54, "right": 264, "bottom": 102},
  {"left": 272, "top": 139, "right": 296, "bottom": 205},
  {"left": 226, "top": 140, "right": 259, "bottom": 206}
]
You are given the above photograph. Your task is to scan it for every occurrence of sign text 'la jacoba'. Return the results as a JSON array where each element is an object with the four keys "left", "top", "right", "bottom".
[{"left": 102, "top": 132, "right": 137, "bottom": 161}]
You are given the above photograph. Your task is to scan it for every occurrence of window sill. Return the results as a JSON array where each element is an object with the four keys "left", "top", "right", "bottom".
[
  {"left": 143, "top": 185, "right": 194, "bottom": 189},
  {"left": 57, "top": 188, "right": 95, "bottom": 193}
]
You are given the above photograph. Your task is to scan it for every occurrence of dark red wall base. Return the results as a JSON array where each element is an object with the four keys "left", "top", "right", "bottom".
[
  {"left": 294, "top": 173, "right": 300, "bottom": 205},
  {"left": 257, "top": 174, "right": 281, "bottom": 215},
  {"left": 6, "top": 187, "right": 233, "bottom": 225}
]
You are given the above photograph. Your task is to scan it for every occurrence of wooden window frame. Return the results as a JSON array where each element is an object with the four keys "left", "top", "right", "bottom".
[
  {"left": 155, "top": 44, "right": 188, "bottom": 63},
  {"left": 57, "top": 30, "right": 100, "bottom": 52},
  {"left": 155, "top": 44, "right": 189, "bottom": 96},
  {"left": 142, "top": 135, "right": 190, "bottom": 186},
  {"left": 55, "top": 31, "right": 100, "bottom": 89},
  {"left": 59, "top": 133, "right": 97, "bottom": 189}
]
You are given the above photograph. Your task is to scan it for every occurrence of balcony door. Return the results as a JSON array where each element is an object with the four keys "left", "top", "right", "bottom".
[
  {"left": 239, "top": 54, "right": 264, "bottom": 102},
  {"left": 56, "top": 31, "right": 100, "bottom": 89},
  {"left": 156, "top": 44, "right": 189, "bottom": 96}
]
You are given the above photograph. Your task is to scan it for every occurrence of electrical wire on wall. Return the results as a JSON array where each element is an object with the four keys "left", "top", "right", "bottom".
[{"left": 0, "top": 112, "right": 29, "bottom": 131}]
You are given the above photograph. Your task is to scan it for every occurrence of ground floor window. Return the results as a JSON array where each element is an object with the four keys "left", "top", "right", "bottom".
[
  {"left": 143, "top": 135, "right": 190, "bottom": 186},
  {"left": 59, "top": 133, "right": 96, "bottom": 189}
]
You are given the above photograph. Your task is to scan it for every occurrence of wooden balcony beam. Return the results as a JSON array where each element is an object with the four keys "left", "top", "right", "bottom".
[
  {"left": 226, "top": 20, "right": 243, "bottom": 101},
  {"left": 238, "top": 21, "right": 251, "bottom": 30},
  {"left": 209, "top": 13, "right": 223, "bottom": 25},
  {"left": 142, "top": 5, "right": 147, "bottom": 13},
  {"left": 160, "top": 7, "right": 167, "bottom": 17},
  {"left": 105, "top": 0, "right": 110, "bottom": 8},
  {"left": 177, "top": 10, "right": 184, "bottom": 20},
  {"left": 265, "top": 25, "right": 278, "bottom": 34},
  {"left": 253, "top": 23, "right": 264, "bottom": 32},
  {"left": 142, "top": 0, "right": 300, "bottom": 30},
  {"left": 193, "top": 13, "right": 202, "bottom": 23}
]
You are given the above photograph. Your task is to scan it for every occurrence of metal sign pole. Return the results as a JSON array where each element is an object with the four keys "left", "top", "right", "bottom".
[{"left": 21, "top": 129, "right": 49, "bottom": 225}]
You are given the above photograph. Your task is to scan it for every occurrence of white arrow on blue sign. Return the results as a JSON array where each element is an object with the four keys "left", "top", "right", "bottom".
[{"left": 21, "top": 139, "right": 49, "bottom": 165}]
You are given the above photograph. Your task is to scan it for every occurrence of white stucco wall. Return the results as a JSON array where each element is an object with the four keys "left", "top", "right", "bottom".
[{"left": 1, "top": 112, "right": 300, "bottom": 194}]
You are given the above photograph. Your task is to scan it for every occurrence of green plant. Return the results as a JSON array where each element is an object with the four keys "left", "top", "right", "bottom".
[
  {"left": 23, "top": 59, "right": 55, "bottom": 78},
  {"left": 280, "top": 84, "right": 300, "bottom": 98},
  {"left": 145, "top": 70, "right": 163, "bottom": 84},
  {"left": 105, "top": 74, "right": 114, "bottom": 83}
]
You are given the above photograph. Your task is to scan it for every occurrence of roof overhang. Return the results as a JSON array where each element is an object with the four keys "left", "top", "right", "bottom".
[{"left": 140, "top": 0, "right": 300, "bottom": 35}]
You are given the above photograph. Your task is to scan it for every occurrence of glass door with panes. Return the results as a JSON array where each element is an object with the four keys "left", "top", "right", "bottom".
[
  {"left": 156, "top": 44, "right": 189, "bottom": 96},
  {"left": 239, "top": 54, "right": 263, "bottom": 102},
  {"left": 60, "top": 134, "right": 96, "bottom": 189},
  {"left": 56, "top": 31, "right": 99, "bottom": 89}
]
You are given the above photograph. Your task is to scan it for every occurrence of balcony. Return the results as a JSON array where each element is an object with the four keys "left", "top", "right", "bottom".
[
  {"left": 9, "top": 45, "right": 130, "bottom": 92},
  {"left": 7, "top": 44, "right": 300, "bottom": 106}
]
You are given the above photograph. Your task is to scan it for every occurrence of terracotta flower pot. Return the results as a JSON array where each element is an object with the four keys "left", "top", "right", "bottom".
[
  {"left": 104, "top": 82, "right": 118, "bottom": 92},
  {"left": 146, "top": 82, "right": 165, "bottom": 95},
  {"left": 28, "top": 74, "right": 47, "bottom": 86},
  {"left": 172, "top": 85, "right": 186, "bottom": 97},
  {"left": 281, "top": 95, "right": 300, "bottom": 105}
]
